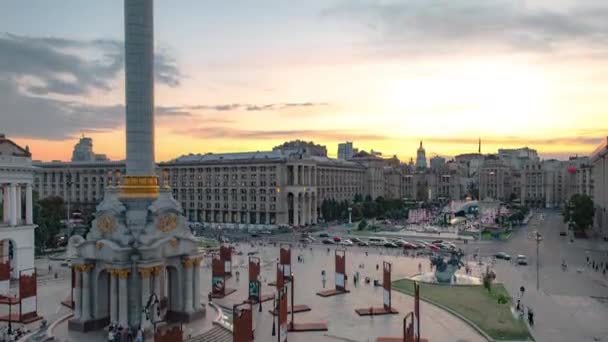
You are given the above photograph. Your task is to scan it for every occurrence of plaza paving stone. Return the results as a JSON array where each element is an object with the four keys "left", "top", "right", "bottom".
[{"left": 37, "top": 243, "right": 485, "bottom": 341}]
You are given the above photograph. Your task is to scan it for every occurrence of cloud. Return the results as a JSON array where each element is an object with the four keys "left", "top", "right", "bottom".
[
  {"left": 175, "top": 126, "right": 387, "bottom": 141},
  {"left": 186, "top": 102, "right": 329, "bottom": 112},
  {"left": 0, "top": 33, "right": 181, "bottom": 96},
  {"left": 322, "top": 0, "right": 608, "bottom": 55},
  {"left": 423, "top": 134, "right": 605, "bottom": 147}
]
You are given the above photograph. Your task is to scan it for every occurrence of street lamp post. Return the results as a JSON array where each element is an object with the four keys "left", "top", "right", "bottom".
[
  {"left": 536, "top": 231, "right": 541, "bottom": 291},
  {"left": 66, "top": 172, "right": 72, "bottom": 237},
  {"left": 271, "top": 295, "right": 276, "bottom": 336}
]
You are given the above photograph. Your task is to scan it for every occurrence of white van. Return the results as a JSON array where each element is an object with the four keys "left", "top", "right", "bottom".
[{"left": 368, "top": 237, "right": 387, "bottom": 246}]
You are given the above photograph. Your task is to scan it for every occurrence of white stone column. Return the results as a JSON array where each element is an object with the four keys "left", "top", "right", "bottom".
[
  {"left": 153, "top": 267, "right": 162, "bottom": 321},
  {"left": 9, "top": 184, "right": 17, "bottom": 226},
  {"left": 118, "top": 270, "right": 129, "bottom": 326},
  {"left": 183, "top": 259, "right": 194, "bottom": 313},
  {"left": 193, "top": 259, "right": 200, "bottom": 311},
  {"left": 293, "top": 165, "right": 298, "bottom": 186},
  {"left": 140, "top": 268, "right": 152, "bottom": 329},
  {"left": 81, "top": 265, "right": 92, "bottom": 320},
  {"left": 25, "top": 184, "right": 33, "bottom": 225},
  {"left": 294, "top": 195, "right": 300, "bottom": 226},
  {"left": 15, "top": 185, "right": 21, "bottom": 224},
  {"left": 110, "top": 270, "right": 118, "bottom": 323},
  {"left": 3, "top": 185, "right": 9, "bottom": 224},
  {"left": 73, "top": 268, "right": 82, "bottom": 319}
]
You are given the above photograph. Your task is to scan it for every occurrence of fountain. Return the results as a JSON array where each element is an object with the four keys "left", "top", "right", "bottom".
[{"left": 411, "top": 250, "right": 481, "bottom": 285}]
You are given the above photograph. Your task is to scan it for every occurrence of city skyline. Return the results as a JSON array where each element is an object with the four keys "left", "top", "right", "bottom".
[{"left": 2, "top": 0, "right": 608, "bottom": 162}]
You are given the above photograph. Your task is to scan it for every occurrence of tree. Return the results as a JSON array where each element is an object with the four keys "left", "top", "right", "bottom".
[
  {"left": 563, "top": 194, "right": 595, "bottom": 231},
  {"left": 358, "top": 219, "right": 367, "bottom": 230},
  {"left": 483, "top": 266, "right": 494, "bottom": 293},
  {"left": 34, "top": 195, "right": 65, "bottom": 253}
]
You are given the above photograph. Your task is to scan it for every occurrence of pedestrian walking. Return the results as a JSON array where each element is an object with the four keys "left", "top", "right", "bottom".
[
  {"left": 108, "top": 327, "right": 115, "bottom": 342},
  {"left": 418, "top": 263, "right": 422, "bottom": 274},
  {"left": 236, "top": 270, "right": 240, "bottom": 282},
  {"left": 321, "top": 270, "right": 326, "bottom": 288}
]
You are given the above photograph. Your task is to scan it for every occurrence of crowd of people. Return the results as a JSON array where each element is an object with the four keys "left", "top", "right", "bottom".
[{"left": 107, "top": 322, "right": 144, "bottom": 342}]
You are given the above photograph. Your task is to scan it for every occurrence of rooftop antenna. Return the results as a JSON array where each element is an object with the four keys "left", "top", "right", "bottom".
[{"left": 478, "top": 137, "right": 481, "bottom": 154}]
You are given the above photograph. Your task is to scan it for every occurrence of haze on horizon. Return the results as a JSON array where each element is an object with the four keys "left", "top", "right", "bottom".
[{"left": 1, "top": 0, "right": 607, "bottom": 162}]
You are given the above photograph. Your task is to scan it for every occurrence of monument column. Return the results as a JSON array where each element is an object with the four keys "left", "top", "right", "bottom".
[
  {"left": 25, "top": 184, "right": 33, "bottom": 225},
  {"left": 80, "top": 264, "right": 93, "bottom": 320},
  {"left": 73, "top": 267, "right": 82, "bottom": 319},
  {"left": 192, "top": 258, "right": 201, "bottom": 310},
  {"left": 139, "top": 267, "right": 152, "bottom": 329},
  {"left": 110, "top": 269, "right": 118, "bottom": 323},
  {"left": 124, "top": 0, "right": 155, "bottom": 177},
  {"left": 182, "top": 258, "right": 194, "bottom": 313},
  {"left": 118, "top": 269, "right": 130, "bottom": 326}
]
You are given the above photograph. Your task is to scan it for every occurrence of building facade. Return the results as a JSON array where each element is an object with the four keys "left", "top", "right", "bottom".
[
  {"left": 416, "top": 141, "right": 427, "bottom": 170},
  {"left": 591, "top": 137, "right": 608, "bottom": 240},
  {"left": 0, "top": 134, "right": 36, "bottom": 280}
]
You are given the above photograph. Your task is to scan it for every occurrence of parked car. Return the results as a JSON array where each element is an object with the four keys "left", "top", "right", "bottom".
[
  {"left": 260, "top": 230, "right": 272, "bottom": 235},
  {"left": 322, "top": 238, "right": 335, "bottom": 245},
  {"left": 402, "top": 242, "right": 417, "bottom": 249},
  {"left": 432, "top": 240, "right": 444, "bottom": 245},
  {"left": 351, "top": 237, "right": 363, "bottom": 243},
  {"left": 416, "top": 240, "right": 430, "bottom": 247},
  {"left": 333, "top": 236, "right": 342, "bottom": 242},
  {"left": 427, "top": 244, "right": 441, "bottom": 252},
  {"left": 559, "top": 231, "right": 567, "bottom": 236},
  {"left": 384, "top": 242, "right": 398, "bottom": 248},
  {"left": 357, "top": 241, "right": 369, "bottom": 247},
  {"left": 495, "top": 252, "right": 511, "bottom": 260},
  {"left": 319, "top": 233, "right": 329, "bottom": 238},
  {"left": 392, "top": 240, "right": 407, "bottom": 247},
  {"left": 340, "top": 239, "right": 354, "bottom": 246},
  {"left": 516, "top": 255, "right": 528, "bottom": 265}
]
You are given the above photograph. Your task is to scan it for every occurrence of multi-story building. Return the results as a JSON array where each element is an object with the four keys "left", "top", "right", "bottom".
[
  {"left": 71, "top": 135, "right": 108, "bottom": 162},
  {"left": 430, "top": 156, "right": 446, "bottom": 170},
  {"left": 498, "top": 147, "right": 539, "bottom": 169},
  {"left": 337, "top": 142, "right": 354, "bottom": 160},
  {"left": 33, "top": 160, "right": 126, "bottom": 213},
  {"left": 479, "top": 155, "right": 514, "bottom": 201},
  {"left": 591, "top": 137, "right": 608, "bottom": 239}
]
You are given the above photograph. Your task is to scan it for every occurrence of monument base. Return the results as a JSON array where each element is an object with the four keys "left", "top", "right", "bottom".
[
  {"left": 355, "top": 307, "right": 399, "bottom": 316},
  {"left": 269, "top": 304, "right": 311, "bottom": 315},
  {"left": 68, "top": 317, "right": 110, "bottom": 332}
]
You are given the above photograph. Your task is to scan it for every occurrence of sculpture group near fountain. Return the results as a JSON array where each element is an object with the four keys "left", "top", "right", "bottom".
[{"left": 430, "top": 250, "right": 465, "bottom": 283}]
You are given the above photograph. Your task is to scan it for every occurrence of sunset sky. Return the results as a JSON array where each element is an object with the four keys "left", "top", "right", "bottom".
[{"left": 1, "top": 0, "right": 607, "bottom": 162}]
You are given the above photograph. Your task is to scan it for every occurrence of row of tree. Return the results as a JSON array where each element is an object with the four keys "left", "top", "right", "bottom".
[{"left": 320, "top": 194, "right": 410, "bottom": 222}]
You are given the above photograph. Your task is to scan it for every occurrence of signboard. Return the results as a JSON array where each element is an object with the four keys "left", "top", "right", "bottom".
[
  {"left": 335, "top": 250, "right": 346, "bottom": 292},
  {"left": 211, "top": 254, "right": 225, "bottom": 296},
  {"left": 248, "top": 257, "right": 260, "bottom": 302},
  {"left": 383, "top": 261, "right": 391, "bottom": 310},
  {"left": 0, "top": 260, "right": 9, "bottom": 296},
  {"left": 220, "top": 245, "right": 232, "bottom": 276},
  {"left": 233, "top": 304, "right": 253, "bottom": 342},
  {"left": 280, "top": 245, "right": 291, "bottom": 279},
  {"left": 276, "top": 264, "right": 285, "bottom": 289},
  {"left": 278, "top": 287, "right": 288, "bottom": 342},
  {"left": 19, "top": 268, "right": 37, "bottom": 321}
]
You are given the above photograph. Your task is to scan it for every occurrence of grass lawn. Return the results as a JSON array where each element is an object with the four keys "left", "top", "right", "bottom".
[{"left": 393, "top": 279, "right": 533, "bottom": 341}]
